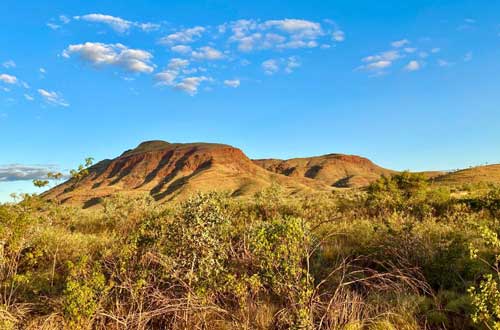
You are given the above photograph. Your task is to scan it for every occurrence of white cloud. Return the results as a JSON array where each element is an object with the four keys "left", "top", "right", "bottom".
[
  {"left": 40, "top": 68, "right": 47, "bottom": 74},
  {"left": 404, "top": 60, "right": 421, "bottom": 71},
  {"left": 59, "top": 15, "right": 71, "bottom": 24},
  {"left": 155, "top": 70, "right": 179, "bottom": 86},
  {"left": 171, "top": 45, "right": 192, "bottom": 54},
  {"left": 2, "top": 60, "right": 16, "bottom": 69},
  {"left": 437, "top": 59, "right": 453, "bottom": 67},
  {"left": 24, "top": 94, "right": 34, "bottom": 101},
  {"left": 38, "top": 89, "right": 69, "bottom": 107},
  {"left": 277, "top": 40, "right": 318, "bottom": 49},
  {"left": 391, "top": 39, "right": 409, "bottom": 48},
  {"left": 362, "top": 50, "right": 402, "bottom": 63},
  {"left": 75, "top": 14, "right": 160, "bottom": 33},
  {"left": 191, "top": 46, "right": 224, "bottom": 60},
  {"left": 168, "top": 58, "right": 190, "bottom": 70},
  {"left": 464, "top": 51, "right": 473, "bottom": 62},
  {"left": 225, "top": 18, "right": 332, "bottom": 52},
  {"left": 404, "top": 47, "right": 417, "bottom": 53},
  {"left": 175, "top": 76, "right": 209, "bottom": 95},
  {"left": 47, "top": 22, "right": 61, "bottom": 30},
  {"left": 0, "top": 74, "right": 18, "bottom": 84},
  {"left": 136, "top": 22, "right": 161, "bottom": 32},
  {"left": 366, "top": 60, "right": 392, "bottom": 70},
  {"left": 262, "top": 19, "right": 322, "bottom": 39},
  {"left": 159, "top": 26, "right": 205, "bottom": 45},
  {"left": 262, "top": 59, "right": 279, "bottom": 75},
  {"left": 431, "top": 47, "right": 441, "bottom": 53},
  {"left": 155, "top": 58, "right": 210, "bottom": 95},
  {"left": 285, "top": 56, "right": 301, "bottom": 73},
  {"left": 418, "top": 51, "right": 429, "bottom": 58},
  {"left": 75, "top": 14, "right": 130, "bottom": 32},
  {"left": 224, "top": 79, "right": 240, "bottom": 88},
  {"left": 47, "top": 14, "right": 71, "bottom": 30},
  {"left": 62, "top": 42, "right": 154, "bottom": 73},
  {"left": 332, "top": 30, "right": 345, "bottom": 42}
]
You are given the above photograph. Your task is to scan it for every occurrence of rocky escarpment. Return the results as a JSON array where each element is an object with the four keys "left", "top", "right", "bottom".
[
  {"left": 254, "top": 153, "right": 394, "bottom": 188},
  {"left": 44, "top": 141, "right": 330, "bottom": 207}
]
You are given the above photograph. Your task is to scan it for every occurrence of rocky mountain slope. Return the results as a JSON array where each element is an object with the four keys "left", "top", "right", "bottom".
[
  {"left": 432, "top": 164, "right": 500, "bottom": 186},
  {"left": 44, "top": 141, "right": 331, "bottom": 207},
  {"left": 254, "top": 154, "right": 394, "bottom": 188}
]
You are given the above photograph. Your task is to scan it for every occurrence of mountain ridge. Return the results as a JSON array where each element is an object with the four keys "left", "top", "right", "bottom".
[
  {"left": 43, "top": 140, "right": 500, "bottom": 207},
  {"left": 43, "top": 141, "right": 332, "bottom": 207}
]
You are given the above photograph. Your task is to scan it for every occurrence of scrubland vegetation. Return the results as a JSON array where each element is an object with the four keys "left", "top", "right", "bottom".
[{"left": 1, "top": 172, "right": 500, "bottom": 329}]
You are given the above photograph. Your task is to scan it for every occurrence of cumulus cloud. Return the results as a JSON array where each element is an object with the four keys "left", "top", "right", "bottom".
[
  {"left": 223, "top": 18, "right": 340, "bottom": 52},
  {"left": 175, "top": 76, "right": 209, "bottom": 95},
  {"left": 0, "top": 164, "right": 59, "bottom": 182},
  {"left": 262, "top": 59, "right": 280, "bottom": 75},
  {"left": 366, "top": 60, "right": 392, "bottom": 70},
  {"left": 191, "top": 46, "right": 224, "bottom": 60},
  {"left": 359, "top": 38, "right": 444, "bottom": 75},
  {"left": 47, "top": 23, "right": 61, "bottom": 30},
  {"left": 363, "top": 50, "right": 402, "bottom": 63},
  {"left": 168, "top": 58, "right": 190, "bottom": 70},
  {"left": 437, "top": 59, "right": 453, "bottom": 67},
  {"left": 391, "top": 39, "right": 409, "bottom": 48},
  {"left": 62, "top": 42, "right": 154, "bottom": 73},
  {"left": 59, "top": 15, "right": 71, "bottom": 24},
  {"left": 24, "top": 94, "right": 34, "bottom": 101},
  {"left": 47, "top": 14, "right": 71, "bottom": 30},
  {"left": 285, "top": 56, "right": 301, "bottom": 73},
  {"left": 262, "top": 19, "right": 322, "bottom": 39},
  {"left": 0, "top": 74, "right": 18, "bottom": 84},
  {"left": 159, "top": 26, "right": 205, "bottom": 45},
  {"left": 2, "top": 60, "right": 16, "bottom": 69},
  {"left": 74, "top": 14, "right": 160, "bottom": 33},
  {"left": 332, "top": 30, "right": 345, "bottom": 42},
  {"left": 171, "top": 45, "right": 192, "bottom": 54},
  {"left": 38, "top": 89, "right": 69, "bottom": 107},
  {"left": 404, "top": 60, "right": 421, "bottom": 71},
  {"left": 224, "top": 79, "right": 240, "bottom": 88},
  {"left": 156, "top": 58, "right": 210, "bottom": 95},
  {"left": 155, "top": 70, "right": 179, "bottom": 86}
]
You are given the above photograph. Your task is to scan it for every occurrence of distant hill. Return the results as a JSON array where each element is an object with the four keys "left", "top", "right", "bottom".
[
  {"left": 254, "top": 154, "right": 394, "bottom": 188},
  {"left": 43, "top": 141, "right": 331, "bottom": 207},
  {"left": 433, "top": 164, "right": 500, "bottom": 186}
]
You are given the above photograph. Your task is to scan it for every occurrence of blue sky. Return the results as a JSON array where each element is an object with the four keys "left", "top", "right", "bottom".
[{"left": 1, "top": 0, "right": 499, "bottom": 201}]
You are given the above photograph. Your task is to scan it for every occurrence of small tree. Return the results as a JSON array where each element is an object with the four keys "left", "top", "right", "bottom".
[
  {"left": 69, "top": 157, "right": 94, "bottom": 186},
  {"left": 32, "top": 179, "right": 49, "bottom": 188}
]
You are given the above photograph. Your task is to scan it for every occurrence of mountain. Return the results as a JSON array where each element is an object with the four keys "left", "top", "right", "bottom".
[
  {"left": 253, "top": 154, "right": 394, "bottom": 188},
  {"left": 432, "top": 164, "right": 500, "bottom": 186},
  {"left": 43, "top": 141, "right": 331, "bottom": 207},
  {"left": 43, "top": 140, "right": 500, "bottom": 207}
]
